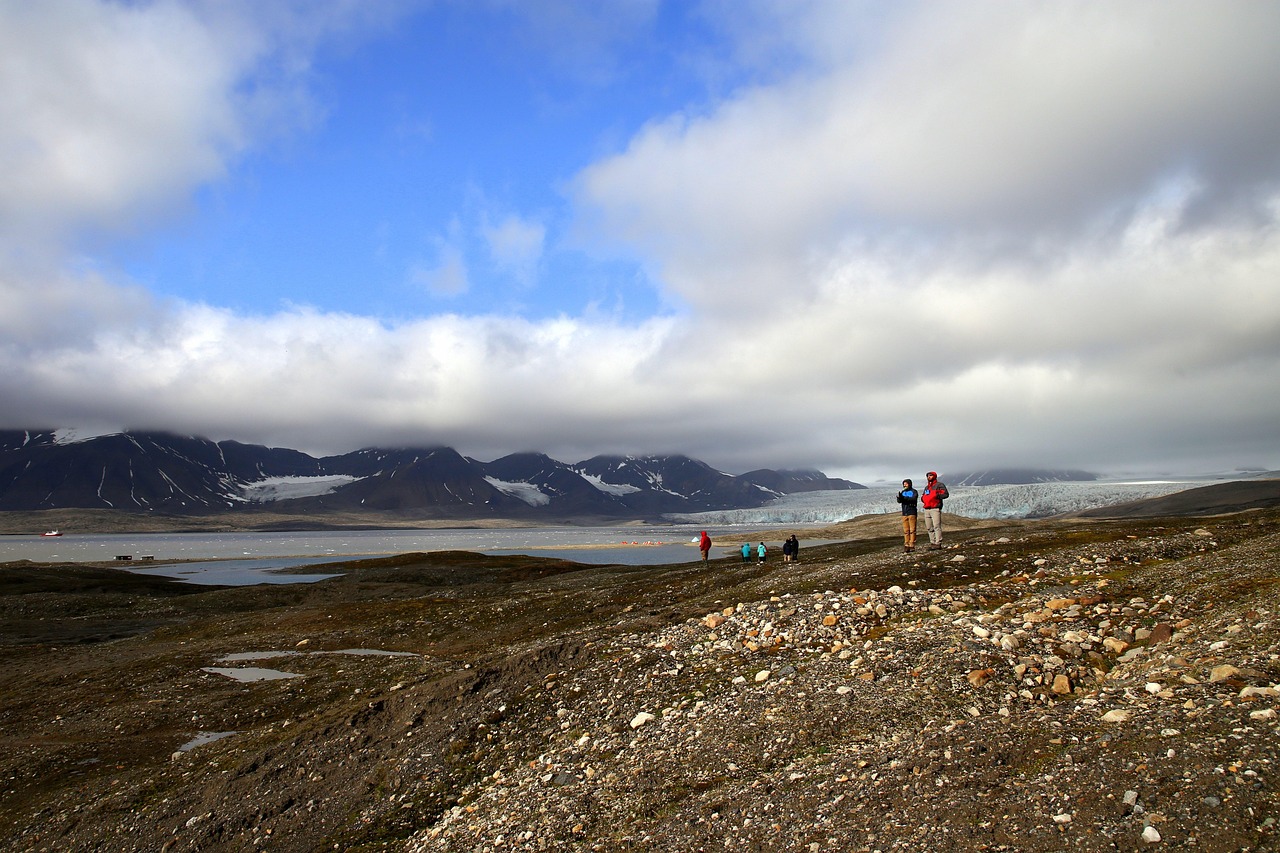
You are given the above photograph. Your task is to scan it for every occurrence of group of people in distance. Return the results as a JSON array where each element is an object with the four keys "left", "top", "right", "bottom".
[
  {"left": 697, "top": 531, "right": 800, "bottom": 566},
  {"left": 738, "top": 535, "right": 799, "bottom": 565},
  {"left": 895, "top": 471, "right": 949, "bottom": 553},
  {"left": 697, "top": 472, "right": 949, "bottom": 564}
]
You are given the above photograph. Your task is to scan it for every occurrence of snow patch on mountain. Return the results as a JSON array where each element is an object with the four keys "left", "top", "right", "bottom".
[
  {"left": 667, "top": 481, "right": 1197, "bottom": 525},
  {"left": 578, "top": 473, "right": 641, "bottom": 496},
  {"left": 240, "top": 475, "right": 360, "bottom": 502},
  {"left": 52, "top": 427, "right": 121, "bottom": 445},
  {"left": 484, "top": 477, "right": 552, "bottom": 507}
]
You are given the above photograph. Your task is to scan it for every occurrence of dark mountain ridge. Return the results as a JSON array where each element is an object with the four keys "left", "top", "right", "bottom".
[{"left": 0, "top": 430, "right": 863, "bottom": 519}]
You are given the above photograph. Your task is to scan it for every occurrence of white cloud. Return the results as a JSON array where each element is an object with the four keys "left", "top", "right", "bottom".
[
  {"left": 410, "top": 244, "right": 470, "bottom": 297},
  {"left": 0, "top": 0, "right": 246, "bottom": 247},
  {"left": 483, "top": 214, "right": 546, "bottom": 285},
  {"left": 1, "top": 1, "right": 1278, "bottom": 480},
  {"left": 577, "top": 2, "right": 1280, "bottom": 293},
  {"left": 0, "top": 0, "right": 407, "bottom": 254}
]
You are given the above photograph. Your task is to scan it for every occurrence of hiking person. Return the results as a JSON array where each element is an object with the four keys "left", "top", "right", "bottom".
[
  {"left": 787, "top": 534, "right": 800, "bottom": 563},
  {"left": 897, "top": 478, "right": 919, "bottom": 552},
  {"left": 757, "top": 542, "right": 767, "bottom": 564},
  {"left": 699, "top": 531, "right": 712, "bottom": 563},
  {"left": 921, "top": 471, "right": 950, "bottom": 550},
  {"left": 741, "top": 543, "right": 752, "bottom": 563}
]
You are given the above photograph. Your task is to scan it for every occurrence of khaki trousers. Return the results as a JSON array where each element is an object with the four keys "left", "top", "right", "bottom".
[{"left": 923, "top": 508, "right": 943, "bottom": 544}]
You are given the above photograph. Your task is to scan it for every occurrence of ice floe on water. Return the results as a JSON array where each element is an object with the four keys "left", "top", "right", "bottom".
[{"left": 668, "top": 481, "right": 1199, "bottom": 525}]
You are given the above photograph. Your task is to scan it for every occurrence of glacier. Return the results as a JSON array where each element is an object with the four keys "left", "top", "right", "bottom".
[
  {"left": 666, "top": 480, "right": 1199, "bottom": 525},
  {"left": 238, "top": 475, "right": 360, "bottom": 502}
]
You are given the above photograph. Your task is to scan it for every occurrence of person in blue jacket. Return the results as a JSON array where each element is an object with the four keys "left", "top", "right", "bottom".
[
  {"left": 741, "top": 543, "right": 752, "bottom": 563},
  {"left": 757, "top": 542, "right": 767, "bottom": 564},
  {"left": 896, "top": 478, "right": 919, "bottom": 553}
]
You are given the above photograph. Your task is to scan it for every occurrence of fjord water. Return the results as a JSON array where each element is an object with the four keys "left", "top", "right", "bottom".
[{"left": 0, "top": 525, "right": 776, "bottom": 580}]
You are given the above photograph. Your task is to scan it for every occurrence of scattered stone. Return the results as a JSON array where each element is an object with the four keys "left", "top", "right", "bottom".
[
  {"left": 629, "top": 712, "right": 655, "bottom": 729},
  {"left": 966, "top": 668, "right": 995, "bottom": 688},
  {"left": 1209, "top": 665, "right": 1242, "bottom": 682}
]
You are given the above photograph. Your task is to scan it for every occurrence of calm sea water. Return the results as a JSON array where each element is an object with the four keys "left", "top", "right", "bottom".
[{"left": 1, "top": 525, "right": 809, "bottom": 584}]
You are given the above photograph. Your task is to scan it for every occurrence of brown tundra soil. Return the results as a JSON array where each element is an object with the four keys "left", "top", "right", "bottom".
[{"left": 1, "top": 507, "right": 1278, "bottom": 852}]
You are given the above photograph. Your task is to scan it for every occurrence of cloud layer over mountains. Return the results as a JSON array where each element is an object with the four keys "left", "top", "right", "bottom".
[{"left": 1, "top": 1, "right": 1278, "bottom": 481}]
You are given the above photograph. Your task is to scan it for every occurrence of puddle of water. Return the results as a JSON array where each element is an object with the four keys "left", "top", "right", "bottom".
[
  {"left": 200, "top": 649, "right": 417, "bottom": 683},
  {"left": 216, "top": 651, "right": 301, "bottom": 663},
  {"left": 178, "top": 731, "right": 240, "bottom": 752},
  {"left": 201, "top": 666, "right": 302, "bottom": 682}
]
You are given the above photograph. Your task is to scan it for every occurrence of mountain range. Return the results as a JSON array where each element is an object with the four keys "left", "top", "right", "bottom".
[{"left": 0, "top": 430, "right": 863, "bottom": 520}]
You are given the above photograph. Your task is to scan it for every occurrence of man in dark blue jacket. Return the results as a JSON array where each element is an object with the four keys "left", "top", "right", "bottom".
[{"left": 896, "top": 479, "right": 918, "bottom": 552}]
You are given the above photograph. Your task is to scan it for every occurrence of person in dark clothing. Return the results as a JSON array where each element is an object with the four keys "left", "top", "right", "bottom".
[
  {"left": 896, "top": 478, "right": 919, "bottom": 553},
  {"left": 786, "top": 534, "right": 800, "bottom": 563}
]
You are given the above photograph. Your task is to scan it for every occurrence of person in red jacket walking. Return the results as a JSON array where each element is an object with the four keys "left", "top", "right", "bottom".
[
  {"left": 920, "top": 471, "right": 949, "bottom": 550},
  {"left": 699, "top": 531, "right": 712, "bottom": 563}
]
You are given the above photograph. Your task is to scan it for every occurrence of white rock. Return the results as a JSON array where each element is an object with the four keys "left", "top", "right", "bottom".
[
  {"left": 1142, "top": 825, "right": 1162, "bottom": 843},
  {"left": 629, "top": 712, "right": 655, "bottom": 729},
  {"left": 755, "top": 669, "right": 771, "bottom": 683},
  {"left": 1101, "top": 709, "right": 1132, "bottom": 723}
]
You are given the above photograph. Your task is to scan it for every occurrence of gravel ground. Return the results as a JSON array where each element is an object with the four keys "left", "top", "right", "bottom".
[{"left": 1, "top": 509, "right": 1277, "bottom": 852}]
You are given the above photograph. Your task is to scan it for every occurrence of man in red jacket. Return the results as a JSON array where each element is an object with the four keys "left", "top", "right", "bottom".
[{"left": 921, "top": 471, "right": 950, "bottom": 550}]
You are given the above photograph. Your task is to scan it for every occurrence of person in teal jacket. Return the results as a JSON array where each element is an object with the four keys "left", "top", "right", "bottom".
[
  {"left": 741, "top": 543, "right": 751, "bottom": 563},
  {"left": 757, "top": 542, "right": 767, "bottom": 564}
]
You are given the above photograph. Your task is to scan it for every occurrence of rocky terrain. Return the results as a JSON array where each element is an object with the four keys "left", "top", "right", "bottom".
[{"left": 1, "top": 505, "right": 1278, "bottom": 852}]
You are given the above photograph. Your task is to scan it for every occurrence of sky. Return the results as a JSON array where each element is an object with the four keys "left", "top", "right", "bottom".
[{"left": 2, "top": 0, "right": 1279, "bottom": 483}]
